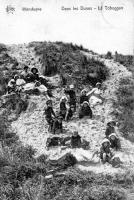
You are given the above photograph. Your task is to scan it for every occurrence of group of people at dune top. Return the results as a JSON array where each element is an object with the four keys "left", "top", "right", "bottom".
[
  {"left": 7, "top": 65, "right": 49, "bottom": 96},
  {"left": 6, "top": 65, "right": 121, "bottom": 166},
  {"left": 44, "top": 83, "right": 121, "bottom": 165}
]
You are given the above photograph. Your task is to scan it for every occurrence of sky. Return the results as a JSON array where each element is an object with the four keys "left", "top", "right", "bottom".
[{"left": 0, "top": 0, "right": 133, "bottom": 54}]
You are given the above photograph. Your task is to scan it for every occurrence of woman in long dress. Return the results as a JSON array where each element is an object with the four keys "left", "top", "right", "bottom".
[{"left": 87, "top": 82, "right": 104, "bottom": 106}]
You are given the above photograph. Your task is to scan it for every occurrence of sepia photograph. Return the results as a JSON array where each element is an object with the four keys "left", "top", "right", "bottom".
[{"left": 0, "top": 0, "right": 134, "bottom": 199}]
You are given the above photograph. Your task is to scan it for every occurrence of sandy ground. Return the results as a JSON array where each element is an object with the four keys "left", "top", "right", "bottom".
[{"left": 11, "top": 45, "right": 134, "bottom": 175}]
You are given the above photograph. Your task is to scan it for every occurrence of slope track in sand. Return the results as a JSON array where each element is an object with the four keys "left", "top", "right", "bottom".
[{"left": 11, "top": 45, "right": 134, "bottom": 175}]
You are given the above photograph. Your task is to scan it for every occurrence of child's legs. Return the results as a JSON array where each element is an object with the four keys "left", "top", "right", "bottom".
[{"left": 47, "top": 118, "right": 53, "bottom": 131}]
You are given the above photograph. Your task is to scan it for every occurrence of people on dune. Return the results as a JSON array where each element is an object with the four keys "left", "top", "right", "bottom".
[
  {"left": 87, "top": 82, "right": 104, "bottom": 106},
  {"left": 29, "top": 67, "right": 40, "bottom": 82},
  {"left": 59, "top": 96, "right": 68, "bottom": 119},
  {"left": 105, "top": 121, "right": 116, "bottom": 138},
  {"left": 7, "top": 65, "right": 51, "bottom": 96},
  {"left": 79, "top": 101, "right": 92, "bottom": 119},
  {"left": 99, "top": 138, "right": 113, "bottom": 164},
  {"left": 7, "top": 78, "right": 16, "bottom": 94},
  {"left": 34, "top": 81, "right": 48, "bottom": 97},
  {"left": 64, "top": 84, "right": 77, "bottom": 112},
  {"left": 71, "top": 131, "right": 81, "bottom": 148},
  {"left": 7, "top": 74, "right": 26, "bottom": 94},
  {"left": 6, "top": 61, "right": 123, "bottom": 168},
  {"left": 108, "top": 133, "right": 121, "bottom": 150},
  {"left": 52, "top": 115, "right": 63, "bottom": 134},
  {"left": 65, "top": 104, "right": 75, "bottom": 121},
  {"left": 44, "top": 100, "right": 56, "bottom": 131},
  {"left": 80, "top": 89, "right": 89, "bottom": 105},
  {"left": 21, "top": 65, "right": 31, "bottom": 82},
  {"left": 15, "top": 75, "right": 26, "bottom": 93}
]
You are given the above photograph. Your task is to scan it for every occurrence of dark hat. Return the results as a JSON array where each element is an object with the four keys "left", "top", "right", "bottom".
[
  {"left": 110, "top": 121, "right": 116, "bottom": 126},
  {"left": 14, "top": 74, "right": 19, "bottom": 79},
  {"left": 46, "top": 99, "right": 52, "bottom": 105},
  {"left": 35, "top": 81, "right": 41, "bottom": 86},
  {"left": 107, "top": 122, "right": 111, "bottom": 126},
  {"left": 107, "top": 121, "right": 116, "bottom": 126},
  {"left": 57, "top": 115, "right": 63, "bottom": 119},
  {"left": 31, "top": 67, "right": 38, "bottom": 73},
  {"left": 24, "top": 65, "right": 29, "bottom": 70}
]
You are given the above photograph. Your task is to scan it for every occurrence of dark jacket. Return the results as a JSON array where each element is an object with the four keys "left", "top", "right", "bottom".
[
  {"left": 46, "top": 137, "right": 60, "bottom": 147},
  {"left": 21, "top": 71, "right": 31, "bottom": 82},
  {"left": 59, "top": 102, "right": 67, "bottom": 119},
  {"left": 66, "top": 108, "right": 73, "bottom": 121},
  {"left": 105, "top": 126, "right": 115, "bottom": 138},
  {"left": 79, "top": 106, "right": 92, "bottom": 119},
  {"left": 64, "top": 89, "right": 76, "bottom": 103},
  {"left": 71, "top": 135, "right": 81, "bottom": 148},
  {"left": 100, "top": 145, "right": 113, "bottom": 160},
  {"left": 52, "top": 119, "right": 63, "bottom": 134},
  {"left": 109, "top": 138, "right": 121, "bottom": 150},
  {"left": 29, "top": 73, "right": 40, "bottom": 82},
  {"left": 48, "top": 153, "right": 77, "bottom": 169},
  {"left": 45, "top": 107, "right": 55, "bottom": 121},
  {"left": 60, "top": 101, "right": 67, "bottom": 112}
]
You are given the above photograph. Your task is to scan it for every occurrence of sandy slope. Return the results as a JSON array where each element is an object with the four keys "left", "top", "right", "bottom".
[{"left": 11, "top": 45, "right": 134, "bottom": 174}]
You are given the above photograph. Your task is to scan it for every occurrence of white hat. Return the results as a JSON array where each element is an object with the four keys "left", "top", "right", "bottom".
[
  {"left": 109, "top": 133, "right": 118, "bottom": 139},
  {"left": 70, "top": 84, "right": 74, "bottom": 89},
  {"left": 82, "top": 101, "right": 89, "bottom": 106},
  {"left": 10, "top": 79, "right": 15, "bottom": 83},
  {"left": 81, "top": 89, "right": 87, "bottom": 95},
  {"left": 60, "top": 96, "right": 68, "bottom": 102},
  {"left": 101, "top": 138, "right": 110, "bottom": 145},
  {"left": 96, "top": 82, "right": 101, "bottom": 86}
]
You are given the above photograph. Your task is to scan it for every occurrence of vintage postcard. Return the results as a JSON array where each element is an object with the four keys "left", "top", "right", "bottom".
[{"left": 0, "top": 0, "right": 134, "bottom": 199}]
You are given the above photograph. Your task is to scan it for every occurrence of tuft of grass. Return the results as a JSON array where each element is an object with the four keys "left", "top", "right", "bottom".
[
  {"left": 114, "top": 76, "right": 134, "bottom": 140},
  {"left": 0, "top": 110, "right": 130, "bottom": 200},
  {"left": 29, "top": 41, "right": 109, "bottom": 87},
  {"left": 112, "top": 54, "right": 134, "bottom": 140}
]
